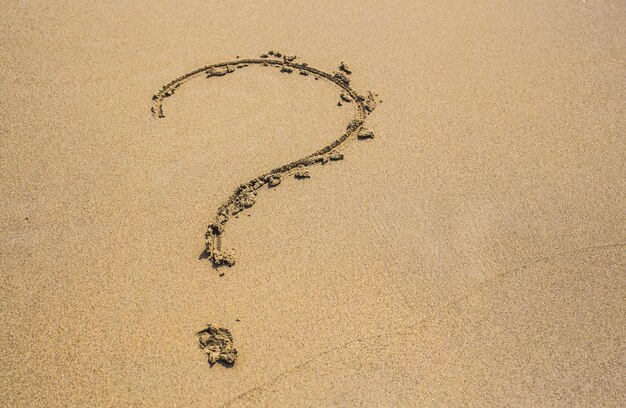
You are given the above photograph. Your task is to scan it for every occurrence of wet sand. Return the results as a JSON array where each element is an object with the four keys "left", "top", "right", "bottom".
[{"left": 1, "top": 1, "right": 625, "bottom": 406}]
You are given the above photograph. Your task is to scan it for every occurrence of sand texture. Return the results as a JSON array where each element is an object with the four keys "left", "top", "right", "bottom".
[{"left": 1, "top": 1, "right": 625, "bottom": 407}]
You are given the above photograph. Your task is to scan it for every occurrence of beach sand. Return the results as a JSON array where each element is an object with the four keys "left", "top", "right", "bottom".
[{"left": 1, "top": 1, "right": 624, "bottom": 406}]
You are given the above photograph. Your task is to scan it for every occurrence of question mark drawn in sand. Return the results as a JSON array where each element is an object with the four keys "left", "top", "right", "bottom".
[{"left": 152, "top": 52, "right": 377, "bottom": 269}]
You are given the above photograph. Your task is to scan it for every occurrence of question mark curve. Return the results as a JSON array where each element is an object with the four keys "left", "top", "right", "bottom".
[{"left": 152, "top": 52, "right": 378, "bottom": 268}]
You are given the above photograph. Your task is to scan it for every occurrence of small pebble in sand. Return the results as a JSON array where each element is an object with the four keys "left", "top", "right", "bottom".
[
  {"left": 211, "top": 250, "right": 236, "bottom": 267},
  {"left": 300, "top": 157, "right": 316, "bottom": 166},
  {"left": 268, "top": 175, "right": 281, "bottom": 187},
  {"left": 239, "top": 194, "right": 255, "bottom": 208},
  {"left": 357, "top": 130, "right": 375, "bottom": 140},
  {"left": 333, "top": 72, "right": 350, "bottom": 84},
  {"left": 329, "top": 152, "right": 344, "bottom": 161},
  {"left": 260, "top": 54, "right": 269, "bottom": 58},
  {"left": 316, "top": 156, "right": 329, "bottom": 165},
  {"left": 340, "top": 92, "right": 351, "bottom": 102},
  {"left": 280, "top": 66, "right": 293, "bottom": 73},
  {"left": 206, "top": 66, "right": 228, "bottom": 77},
  {"left": 339, "top": 61, "right": 352, "bottom": 74},
  {"left": 294, "top": 170, "right": 310, "bottom": 179}
]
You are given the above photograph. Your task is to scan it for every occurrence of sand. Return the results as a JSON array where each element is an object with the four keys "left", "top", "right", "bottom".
[{"left": 1, "top": 1, "right": 625, "bottom": 407}]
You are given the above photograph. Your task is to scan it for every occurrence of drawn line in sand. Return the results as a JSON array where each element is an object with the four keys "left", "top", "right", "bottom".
[{"left": 152, "top": 51, "right": 379, "bottom": 268}]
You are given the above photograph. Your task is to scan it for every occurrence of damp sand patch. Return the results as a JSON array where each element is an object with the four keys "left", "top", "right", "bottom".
[{"left": 198, "top": 324, "right": 238, "bottom": 367}]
